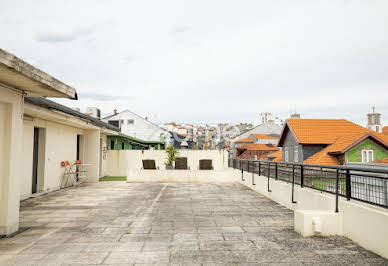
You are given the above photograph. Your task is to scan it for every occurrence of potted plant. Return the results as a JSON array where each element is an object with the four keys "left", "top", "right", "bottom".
[{"left": 165, "top": 145, "right": 178, "bottom": 170}]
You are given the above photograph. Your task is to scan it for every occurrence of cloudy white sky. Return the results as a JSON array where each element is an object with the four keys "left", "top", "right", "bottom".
[{"left": 1, "top": 0, "right": 388, "bottom": 126}]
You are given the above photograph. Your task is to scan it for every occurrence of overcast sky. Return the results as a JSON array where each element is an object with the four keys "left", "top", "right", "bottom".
[{"left": 1, "top": 0, "right": 388, "bottom": 126}]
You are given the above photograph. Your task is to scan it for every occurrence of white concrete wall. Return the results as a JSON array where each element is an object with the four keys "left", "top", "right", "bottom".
[
  {"left": 235, "top": 169, "right": 388, "bottom": 259},
  {"left": 105, "top": 149, "right": 229, "bottom": 176},
  {"left": 0, "top": 89, "right": 23, "bottom": 235},
  {"left": 20, "top": 118, "right": 85, "bottom": 199},
  {"left": 84, "top": 129, "right": 100, "bottom": 183},
  {"left": 100, "top": 134, "right": 109, "bottom": 178}
]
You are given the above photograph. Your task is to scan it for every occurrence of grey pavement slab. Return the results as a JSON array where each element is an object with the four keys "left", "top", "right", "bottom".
[{"left": 0, "top": 182, "right": 386, "bottom": 265}]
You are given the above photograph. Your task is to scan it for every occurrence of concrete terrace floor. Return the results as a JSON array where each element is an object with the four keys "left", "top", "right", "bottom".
[{"left": 0, "top": 182, "right": 387, "bottom": 265}]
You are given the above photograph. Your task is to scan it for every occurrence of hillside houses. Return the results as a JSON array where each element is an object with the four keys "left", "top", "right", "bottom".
[{"left": 234, "top": 133, "right": 280, "bottom": 160}]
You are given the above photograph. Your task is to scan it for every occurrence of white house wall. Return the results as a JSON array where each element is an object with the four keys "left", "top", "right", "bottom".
[
  {"left": 0, "top": 89, "right": 23, "bottom": 235},
  {"left": 20, "top": 118, "right": 85, "bottom": 200},
  {"left": 104, "top": 111, "right": 168, "bottom": 142},
  {"left": 100, "top": 134, "right": 109, "bottom": 178},
  {"left": 19, "top": 109, "right": 116, "bottom": 200}
]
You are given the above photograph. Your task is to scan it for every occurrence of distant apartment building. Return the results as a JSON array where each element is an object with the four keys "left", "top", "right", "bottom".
[{"left": 261, "top": 112, "right": 284, "bottom": 126}]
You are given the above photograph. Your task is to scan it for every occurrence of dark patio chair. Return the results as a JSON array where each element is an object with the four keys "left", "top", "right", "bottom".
[
  {"left": 175, "top": 157, "right": 189, "bottom": 170},
  {"left": 199, "top": 159, "right": 213, "bottom": 170},
  {"left": 142, "top": 159, "right": 159, "bottom": 170}
]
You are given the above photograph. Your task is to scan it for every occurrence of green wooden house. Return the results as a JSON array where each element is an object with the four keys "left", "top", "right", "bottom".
[{"left": 108, "top": 134, "right": 165, "bottom": 150}]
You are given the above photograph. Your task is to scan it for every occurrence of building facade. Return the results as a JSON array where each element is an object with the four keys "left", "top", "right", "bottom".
[
  {"left": 103, "top": 110, "right": 171, "bottom": 144},
  {"left": 278, "top": 119, "right": 388, "bottom": 165}
]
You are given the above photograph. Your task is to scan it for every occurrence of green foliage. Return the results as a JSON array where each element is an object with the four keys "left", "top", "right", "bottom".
[
  {"left": 165, "top": 145, "right": 178, "bottom": 166},
  {"left": 191, "top": 141, "right": 198, "bottom": 150}
]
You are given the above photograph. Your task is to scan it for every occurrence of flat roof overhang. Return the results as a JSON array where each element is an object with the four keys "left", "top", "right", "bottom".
[{"left": 0, "top": 48, "right": 77, "bottom": 99}]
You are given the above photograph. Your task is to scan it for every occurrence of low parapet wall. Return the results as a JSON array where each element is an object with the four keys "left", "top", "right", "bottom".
[
  {"left": 234, "top": 169, "right": 388, "bottom": 259},
  {"left": 127, "top": 169, "right": 237, "bottom": 183},
  {"left": 105, "top": 149, "right": 229, "bottom": 176}
]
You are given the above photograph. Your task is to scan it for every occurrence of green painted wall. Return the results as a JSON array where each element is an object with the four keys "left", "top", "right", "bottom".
[
  {"left": 107, "top": 136, "right": 164, "bottom": 150},
  {"left": 347, "top": 139, "right": 388, "bottom": 162},
  {"left": 108, "top": 136, "right": 132, "bottom": 150}
]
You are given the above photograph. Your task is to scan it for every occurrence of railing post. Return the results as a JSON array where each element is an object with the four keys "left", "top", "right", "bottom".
[
  {"left": 275, "top": 163, "right": 278, "bottom": 180},
  {"left": 346, "top": 169, "right": 351, "bottom": 201},
  {"left": 241, "top": 160, "right": 245, "bottom": 182},
  {"left": 268, "top": 162, "right": 271, "bottom": 178},
  {"left": 300, "top": 165, "right": 304, "bottom": 188},
  {"left": 267, "top": 162, "right": 271, "bottom": 192},
  {"left": 258, "top": 161, "right": 261, "bottom": 176},
  {"left": 252, "top": 161, "right": 256, "bottom": 186},
  {"left": 335, "top": 169, "right": 339, "bottom": 213},
  {"left": 292, "top": 165, "right": 297, "bottom": 203}
]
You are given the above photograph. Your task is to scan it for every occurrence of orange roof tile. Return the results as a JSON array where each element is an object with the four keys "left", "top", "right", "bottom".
[
  {"left": 371, "top": 157, "right": 388, "bottom": 165},
  {"left": 251, "top": 134, "right": 279, "bottom": 140},
  {"left": 304, "top": 132, "right": 388, "bottom": 166},
  {"left": 287, "top": 119, "right": 371, "bottom": 144},
  {"left": 324, "top": 133, "right": 372, "bottom": 153},
  {"left": 267, "top": 150, "right": 282, "bottom": 162},
  {"left": 304, "top": 146, "right": 341, "bottom": 165},
  {"left": 278, "top": 118, "right": 388, "bottom": 166},
  {"left": 383, "top": 126, "right": 388, "bottom": 136},
  {"left": 237, "top": 144, "right": 279, "bottom": 151},
  {"left": 235, "top": 137, "right": 255, "bottom": 143}
]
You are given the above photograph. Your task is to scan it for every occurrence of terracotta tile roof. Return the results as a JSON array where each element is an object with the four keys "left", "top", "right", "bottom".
[
  {"left": 304, "top": 146, "right": 341, "bottom": 165},
  {"left": 251, "top": 134, "right": 279, "bottom": 140},
  {"left": 324, "top": 133, "right": 378, "bottom": 154},
  {"left": 237, "top": 144, "right": 279, "bottom": 151},
  {"left": 235, "top": 137, "right": 255, "bottom": 143},
  {"left": 383, "top": 126, "right": 388, "bottom": 136},
  {"left": 371, "top": 157, "right": 388, "bottom": 165},
  {"left": 287, "top": 119, "right": 371, "bottom": 144},
  {"left": 303, "top": 132, "right": 388, "bottom": 166},
  {"left": 279, "top": 119, "right": 388, "bottom": 166},
  {"left": 267, "top": 150, "right": 282, "bottom": 162}
]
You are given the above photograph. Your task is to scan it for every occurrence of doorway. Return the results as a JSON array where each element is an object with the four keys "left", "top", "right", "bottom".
[
  {"left": 32, "top": 127, "right": 45, "bottom": 194},
  {"left": 32, "top": 128, "right": 39, "bottom": 193},
  {"left": 77, "top": 134, "right": 85, "bottom": 161}
]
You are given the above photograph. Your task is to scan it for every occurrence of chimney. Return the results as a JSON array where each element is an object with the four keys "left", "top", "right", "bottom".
[{"left": 114, "top": 109, "right": 117, "bottom": 115}]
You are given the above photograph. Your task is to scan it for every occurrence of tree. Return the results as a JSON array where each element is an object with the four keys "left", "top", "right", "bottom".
[{"left": 165, "top": 145, "right": 178, "bottom": 166}]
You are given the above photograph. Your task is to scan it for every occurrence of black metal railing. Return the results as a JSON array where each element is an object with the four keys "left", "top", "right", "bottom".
[{"left": 229, "top": 158, "right": 388, "bottom": 210}]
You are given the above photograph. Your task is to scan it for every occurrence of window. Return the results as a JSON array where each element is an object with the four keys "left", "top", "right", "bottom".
[
  {"left": 127, "top": 119, "right": 134, "bottom": 124},
  {"left": 285, "top": 147, "right": 289, "bottom": 162},
  {"left": 294, "top": 146, "right": 299, "bottom": 163},
  {"left": 361, "top": 149, "right": 374, "bottom": 163},
  {"left": 121, "top": 142, "right": 125, "bottom": 150},
  {"left": 110, "top": 140, "right": 115, "bottom": 150}
]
